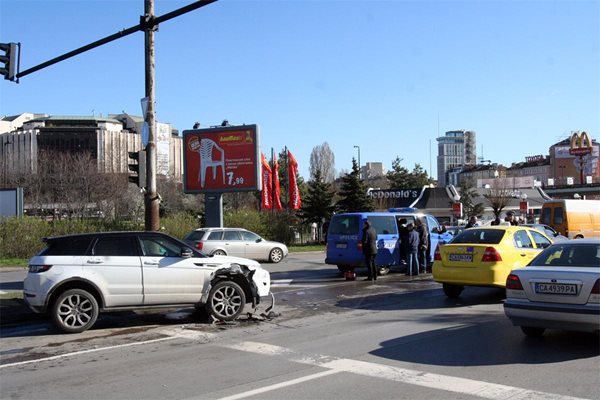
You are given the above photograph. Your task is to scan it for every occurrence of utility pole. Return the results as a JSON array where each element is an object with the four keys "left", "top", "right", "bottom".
[{"left": 144, "top": 0, "right": 159, "bottom": 231}]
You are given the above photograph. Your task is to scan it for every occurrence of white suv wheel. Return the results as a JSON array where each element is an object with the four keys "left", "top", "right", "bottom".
[{"left": 52, "top": 289, "right": 99, "bottom": 333}]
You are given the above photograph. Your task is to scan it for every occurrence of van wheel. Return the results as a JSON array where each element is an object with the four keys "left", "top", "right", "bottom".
[
  {"left": 378, "top": 267, "right": 390, "bottom": 276},
  {"left": 574, "top": 235, "right": 584, "bottom": 239},
  {"left": 337, "top": 265, "right": 351, "bottom": 273},
  {"left": 443, "top": 283, "right": 464, "bottom": 298}
]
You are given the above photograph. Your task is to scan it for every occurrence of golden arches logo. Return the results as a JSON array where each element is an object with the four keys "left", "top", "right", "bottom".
[{"left": 569, "top": 131, "right": 592, "bottom": 156}]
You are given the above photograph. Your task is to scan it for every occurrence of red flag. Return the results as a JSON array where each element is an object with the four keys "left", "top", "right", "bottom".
[
  {"left": 288, "top": 150, "right": 301, "bottom": 209},
  {"left": 261, "top": 153, "right": 272, "bottom": 209},
  {"left": 273, "top": 154, "right": 283, "bottom": 209}
]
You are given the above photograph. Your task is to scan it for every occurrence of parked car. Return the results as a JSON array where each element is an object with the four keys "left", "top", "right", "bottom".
[
  {"left": 433, "top": 226, "right": 553, "bottom": 298},
  {"left": 521, "top": 224, "right": 568, "bottom": 242},
  {"left": 183, "top": 228, "right": 288, "bottom": 263},
  {"left": 504, "top": 239, "right": 600, "bottom": 337},
  {"left": 24, "top": 231, "right": 272, "bottom": 333}
]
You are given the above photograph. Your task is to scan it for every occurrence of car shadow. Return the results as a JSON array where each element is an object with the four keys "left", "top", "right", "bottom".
[
  {"left": 336, "top": 286, "right": 507, "bottom": 312},
  {"left": 371, "top": 317, "right": 600, "bottom": 366}
]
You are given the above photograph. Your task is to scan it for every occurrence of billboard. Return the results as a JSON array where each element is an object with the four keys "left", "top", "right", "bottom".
[{"left": 182, "top": 125, "right": 261, "bottom": 193}]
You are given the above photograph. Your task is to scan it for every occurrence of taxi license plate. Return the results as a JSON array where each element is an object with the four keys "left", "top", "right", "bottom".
[
  {"left": 336, "top": 243, "right": 347, "bottom": 249},
  {"left": 448, "top": 254, "right": 472, "bottom": 262},
  {"left": 535, "top": 283, "right": 577, "bottom": 295}
]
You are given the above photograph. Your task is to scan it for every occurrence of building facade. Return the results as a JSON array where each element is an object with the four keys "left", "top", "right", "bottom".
[
  {"left": 436, "top": 129, "right": 476, "bottom": 186},
  {"left": 0, "top": 113, "right": 183, "bottom": 181}
]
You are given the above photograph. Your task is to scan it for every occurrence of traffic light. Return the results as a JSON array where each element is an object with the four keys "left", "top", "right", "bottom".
[
  {"left": 128, "top": 150, "right": 146, "bottom": 189},
  {"left": 0, "top": 42, "right": 17, "bottom": 81}
]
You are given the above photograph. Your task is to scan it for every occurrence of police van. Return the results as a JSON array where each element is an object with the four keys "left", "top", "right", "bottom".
[{"left": 325, "top": 208, "right": 452, "bottom": 275}]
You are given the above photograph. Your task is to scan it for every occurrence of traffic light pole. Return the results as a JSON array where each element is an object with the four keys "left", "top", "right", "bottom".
[{"left": 144, "top": 0, "right": 159, "bottom": 231}]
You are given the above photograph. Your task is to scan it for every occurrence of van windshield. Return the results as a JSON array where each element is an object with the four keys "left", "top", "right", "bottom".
[{"left": 329, "top": 216, "right": 360, "bottom": 235}]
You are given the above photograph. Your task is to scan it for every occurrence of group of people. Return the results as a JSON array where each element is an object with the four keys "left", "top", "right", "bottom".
[{"left": 361, "top": 217, "right": 429, "bottom": 281}]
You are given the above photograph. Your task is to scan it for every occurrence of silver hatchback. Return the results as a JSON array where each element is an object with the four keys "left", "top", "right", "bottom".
[{"left": 184, "top": 228, "right": 289, "bottom": 263}]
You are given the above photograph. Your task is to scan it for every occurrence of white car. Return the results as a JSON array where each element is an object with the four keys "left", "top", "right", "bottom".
[
  {"left": 24, "top": 231, "right": 272, "bottom": 333},
  {"left": 504, "top": 238, "right": 600, "bottom": 337}
]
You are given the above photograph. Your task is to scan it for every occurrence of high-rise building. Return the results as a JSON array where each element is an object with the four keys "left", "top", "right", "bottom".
[{"left": 436, "top": 129, "right": 476, "bottom": 186}]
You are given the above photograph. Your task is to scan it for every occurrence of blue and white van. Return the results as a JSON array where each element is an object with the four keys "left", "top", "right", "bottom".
[{"left": 325, "top": 208, "right": 452, "bottom": 275}]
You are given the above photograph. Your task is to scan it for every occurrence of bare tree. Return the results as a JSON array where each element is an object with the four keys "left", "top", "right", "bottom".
[
  {"left": 309, "top": 142, "right": 336, "bottom": 183},
  {"left": 483, "top": 179, "right": 513, "bottom": 219}
]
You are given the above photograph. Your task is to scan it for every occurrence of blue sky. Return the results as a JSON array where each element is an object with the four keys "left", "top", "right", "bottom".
[{"left": 1, "top": 0, "right": 598, "bottom": 180}]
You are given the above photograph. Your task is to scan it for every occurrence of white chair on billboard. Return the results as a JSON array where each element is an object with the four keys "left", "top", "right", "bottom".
[{"left": 198, "top": 138, "right": 225, "bottom": 187}]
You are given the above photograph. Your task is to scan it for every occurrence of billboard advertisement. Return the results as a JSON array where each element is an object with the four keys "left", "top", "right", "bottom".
[{"left": 182, "top": 125, "right": 261, "bottom": 193}]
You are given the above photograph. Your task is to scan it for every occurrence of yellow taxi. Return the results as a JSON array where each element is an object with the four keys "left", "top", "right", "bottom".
[{"left": 433, "top": 226, "right": 553, "bottom": 298}]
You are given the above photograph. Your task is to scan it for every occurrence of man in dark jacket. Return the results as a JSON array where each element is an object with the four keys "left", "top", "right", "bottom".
[
  {"left": 415, "top": 218, "right": 429, "bottom": 273},
  {"left": 362, "top": 219, "right": 378, "bottom": 281},
  {"left": 406, "top": 223, "right": 420, "bottom": 276}
]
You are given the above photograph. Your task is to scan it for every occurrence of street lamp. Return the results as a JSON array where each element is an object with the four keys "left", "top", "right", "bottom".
[{"left": 353, "top": 145, "right": 361, "bottom": 179}]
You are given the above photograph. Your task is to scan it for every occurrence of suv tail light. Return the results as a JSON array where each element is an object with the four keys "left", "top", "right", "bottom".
[
  {"left": 434, "top": 245, "right": 441, "bottom": 261},
  {"left": 28, "top": 264, "right": 52, "bottom": 273},
  {"left": 481, "top": 247, "right": 502, "bottom": 262},
  {"left": 589, "top": 279, "right": 600, "bottom": 304},
  {"left": 194, "top": 242, "right": 204, "bottom": 251},
  {"left": 591, "top": 279, "right": 600, "bottom": 294},
  {"left": 506, "top": 274, "right": 523, "bottom": 290}
]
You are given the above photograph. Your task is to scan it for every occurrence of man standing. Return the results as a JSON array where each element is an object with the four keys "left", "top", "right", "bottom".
[
  {"left": 415, "top": 218, "right": 429, "bottom": 274},
  {"left": 505, "top": 211, "right": 519, "bottom": 226},
  {"left": 362, "top": 219, "right": 378, "bottom": 281},
  {"left": 406, "top": 223, "right": 420, "bottom": 276}
]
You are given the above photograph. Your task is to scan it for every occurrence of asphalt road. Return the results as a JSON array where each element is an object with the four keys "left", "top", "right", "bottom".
[{"left": 1, "top": 252, "right": 599, "bottom": 400}]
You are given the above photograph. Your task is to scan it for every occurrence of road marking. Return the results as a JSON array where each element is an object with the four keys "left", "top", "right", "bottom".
[
  {"left": 270, "top": 279, "right": 323, "bottom": 288},
  {"left": 213, "top": 370, "right": 340, "bottom": 400},
  {"left": 0, "top": 336, "right": 175, "bottom": 369},
  {"left": 218, "top": 341, "right": 589, "bottom": 400}
]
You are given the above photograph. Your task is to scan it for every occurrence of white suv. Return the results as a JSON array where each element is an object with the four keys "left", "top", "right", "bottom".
[{"left": 24, "top": 231, "right": 271, "bottom": 333}]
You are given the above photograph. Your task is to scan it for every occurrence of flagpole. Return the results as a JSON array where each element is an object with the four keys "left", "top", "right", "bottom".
[
  {"left": 285, "top": 146, "right": 288, "bottom": 210},
  {"left": 271, "top": 147, "right": 275, "bottom": 213}
]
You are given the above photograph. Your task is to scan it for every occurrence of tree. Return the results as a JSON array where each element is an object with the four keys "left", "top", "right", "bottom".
[
  {"left": 457, "top": 179, "right": 485, "bottom": 219},
  {"left": 336, "top": 158, "right": 374, "bottom": 213},
  {"left": 298, "top": 169, "right": 335, "bottom": 239},
  {"left": 386, "top": 157, "right": 411, "bottom": 188},
  {"left": 407, "top": 163, "right": 433, "bottom": 188},
  {"left": 309, "top": 142, "right": 336, "bottom": 183},
  {"left": 483, "top": 179, "right": 513, "bottom": 219}
]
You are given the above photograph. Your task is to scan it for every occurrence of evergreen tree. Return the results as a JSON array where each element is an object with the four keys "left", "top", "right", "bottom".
[
  {"left": 407, "top": 163, "right": 432, "bottom": 187},
  {"left": 298, "top": 169, "right": 335, "bottom": 227},
  {"left": 336, "top": 158, "right": 374, "bottom": 213},
  {"left": 457, "top": 179, "right": 485, "bottom": 219},
  {"left": 386, "top": 157, "right": 411, "bottom": 188}
]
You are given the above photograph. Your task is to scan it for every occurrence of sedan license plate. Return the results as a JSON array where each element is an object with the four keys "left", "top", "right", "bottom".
[
  {"left": 535, "top": 283, "right": 577, "bottom": 295},
  {"left": 448, "top": 254, "right": 472, "bottom": 262},
  {"left": 336, "top": 243, "right": 347, "bottom": 249}
]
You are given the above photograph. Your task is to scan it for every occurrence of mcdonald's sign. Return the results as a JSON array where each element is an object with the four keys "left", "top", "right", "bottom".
[{"left": 569, "top": 131, "right": 593, "bottom": 156}]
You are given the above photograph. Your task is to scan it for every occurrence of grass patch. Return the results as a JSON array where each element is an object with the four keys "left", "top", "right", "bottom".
[
  {"left": 0, "top": 291, "right": 23, "bottom": 300},
  {"left": 0, "top": 247, "right": 325, "bottom": 267},
  {"left": 289, "top": 244, "right": 325, "bottom": 252},
  {"left": 0, "top": 258, "right": 27, "bottom": 268}
]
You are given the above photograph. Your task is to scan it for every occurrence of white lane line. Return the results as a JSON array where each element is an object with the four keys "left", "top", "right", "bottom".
[
  {"left": 214, "top": 370, "right": 339, "bottom": 400},
  {"left": 220, "top": 341, "right": 588, "bottom": 400},
  {"left": 0, "top": 336, "right": 175, "bottom": 369},
  {"left": 0, "top": 328, "right": 217, "bottom": 370}
]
